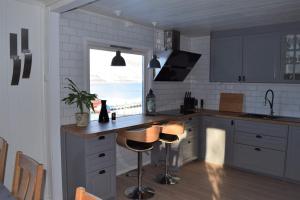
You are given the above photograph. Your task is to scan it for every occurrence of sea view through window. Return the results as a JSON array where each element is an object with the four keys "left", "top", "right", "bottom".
[{"left": 89, "top": 48, "right": 143, "bottom": 120}]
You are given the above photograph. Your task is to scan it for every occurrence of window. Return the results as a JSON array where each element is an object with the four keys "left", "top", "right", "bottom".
[{"left": 89, "top": 48, "right": 144, "bottom": 120}]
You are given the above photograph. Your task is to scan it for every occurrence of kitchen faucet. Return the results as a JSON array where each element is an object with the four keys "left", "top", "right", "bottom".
[{"left": 265, "top": 89, "right": 274, "bottom": 116}]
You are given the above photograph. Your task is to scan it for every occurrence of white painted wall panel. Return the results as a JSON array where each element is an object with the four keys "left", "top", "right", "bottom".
[{"left": 0, "top": 0, "right": 50, "bottom": 199}]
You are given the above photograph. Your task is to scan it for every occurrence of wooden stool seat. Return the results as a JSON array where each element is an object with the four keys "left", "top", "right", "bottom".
[
  {"left": 117, "top": 125, "right": 161, "bottom": 152},
  {"left": 160, "top": 122, "right": 185, "bottom": 143}
]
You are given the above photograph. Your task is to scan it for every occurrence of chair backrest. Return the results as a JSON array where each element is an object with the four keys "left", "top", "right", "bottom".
[
  {"left": 12, "top": 151, "right": 44, "bottom": 200},
  {"left": 75, "top": 187, "right": 102, "bottom": 200},
  {"left": 0, "top": 137, "right": 8, "bottom": 183}
]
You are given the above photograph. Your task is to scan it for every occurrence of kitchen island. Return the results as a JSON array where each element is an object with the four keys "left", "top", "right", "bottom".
[{"left": 61, "top": 109, "right": 300, "bottom": 200}]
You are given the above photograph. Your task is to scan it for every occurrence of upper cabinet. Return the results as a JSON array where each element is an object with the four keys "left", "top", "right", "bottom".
[
  {"left": 281, "top": 33, "right": 300, "bottom": 82},
  {"left": 210, "top": 22, "right": 300, "bottom": 83},
  {"left": 243, "top": 33, "right": 280, "bottom": 82},
  {"left": 210, "top": 36, "right": 242, "bottom": 82}
]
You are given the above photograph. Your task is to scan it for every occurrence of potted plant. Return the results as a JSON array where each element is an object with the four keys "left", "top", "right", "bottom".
[{"left": 62, "top": 78, "right": 98, "bottom": 127}]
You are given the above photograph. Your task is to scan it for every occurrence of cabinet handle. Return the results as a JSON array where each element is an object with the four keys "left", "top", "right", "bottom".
[
  {"left": 98, "top": 136, "right": 105, "bottom": 140},
  {"left": 188, "top": 128, "right": 192, "bottom": 132},
  {"left": 254, "top": 147, "right": 261, "bottom": 151},
  {"left": 231, "top": 120, "right": 234, "bottom": 126},
  {"left": 238, "top": 76, "right": 241, "bottom": 82},
  {"left": 242, "top": 76, "right": 246, "bottom": 82},
  {"left": 99, "top": 170, "right": 106, "bottom": 174},
  {"left": 98, "top": 153, "right": 106, "bottom": 157},
  {"left": 256, "top": 135, "right": 262, "bottom": 139},
  {"left": 188, "top": 141, "right": 191, "bottom": 144}
]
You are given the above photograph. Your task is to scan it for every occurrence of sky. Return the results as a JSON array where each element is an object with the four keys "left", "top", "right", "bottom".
[{"left": 90, "top": 49, "right": 143, "bottom": 83}]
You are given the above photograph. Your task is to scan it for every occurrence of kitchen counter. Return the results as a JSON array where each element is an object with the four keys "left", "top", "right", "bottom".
[{"left": 61, "top": 109, "right": 300, "bottom": 138}]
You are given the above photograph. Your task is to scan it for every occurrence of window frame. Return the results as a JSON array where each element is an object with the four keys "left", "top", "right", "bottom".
[{"left": 85, "top": 42, "right": 149, "bottom": 116}]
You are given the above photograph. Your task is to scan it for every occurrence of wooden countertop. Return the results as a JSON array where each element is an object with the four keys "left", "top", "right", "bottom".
[{"left": 61, "top": 109, "right": 300, "bottom": 138}]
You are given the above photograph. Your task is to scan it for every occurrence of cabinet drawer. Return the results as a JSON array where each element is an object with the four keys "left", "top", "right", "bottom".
[
  {"left": 235, "top": 131, "right": 287, "bottom": 151},
  {"left": 86, "top": 166, "right": 116, "bottom": 200},
  {"left": 235, "top": 120, "right": 288, "bottom": 138},
  {"left": 85, "top": 133, "right": 115, "bottom": 155},
  {"left": 181, "top": 136, "right": 198, "bottom": 162},
  {"left": 86, "top": 150, "right": 115, "bottom": 173},
  {"left": 234, "top": 144, "right": 285, "bottom": 176}
]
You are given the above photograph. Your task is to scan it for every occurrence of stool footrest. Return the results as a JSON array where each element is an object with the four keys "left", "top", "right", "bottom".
[
  {"left": 125, "top": 186, "right": 155, "bottom": 199},
  {"left": 156, "top": 174, "right": 180, "bottom": 185}
]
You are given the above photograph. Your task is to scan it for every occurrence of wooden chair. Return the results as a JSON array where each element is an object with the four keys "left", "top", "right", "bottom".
[
  {"left": 75, "top": 187, "right": 102, "bottom": 200},
  {"left": 0, "top": 137, "right": 8, "bottom": 183},
  {"left": 11, "top": 151, "right": 44, "bottom": 200}
]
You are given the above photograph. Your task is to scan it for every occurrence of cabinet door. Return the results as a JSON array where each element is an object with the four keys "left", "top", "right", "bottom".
[
  {"left": 87, "top": 166, "right": 116, "bottom": 200},
  {"left": 200, "top": 116, "right": 234, "bottom": 165},
  {"left": 281, "top": 33, "right": 300, "bottom": 83},
  {"left": 243, "top": 33, "right": 280, "bottom": 82},
  {"left": 285, "top": 126, "right": 300, "bottom": 181},
  {"left": 210, "top": 36, "right": 243, "bottom": 82}
]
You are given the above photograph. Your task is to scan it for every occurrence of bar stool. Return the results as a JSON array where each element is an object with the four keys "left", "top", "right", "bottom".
[
  {"left": 156, "top": 122, "right": 184, "bottom": 185},
  {"left": 117, "top": 125, "right": 161, "bottom": 199}
]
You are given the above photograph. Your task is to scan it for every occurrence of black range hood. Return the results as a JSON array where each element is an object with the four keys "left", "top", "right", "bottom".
[{"left": 153, "top": 30, "right": 201, "bottom": 81}]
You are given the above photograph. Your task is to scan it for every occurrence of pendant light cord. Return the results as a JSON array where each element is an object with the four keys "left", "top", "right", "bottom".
[{"left": 152, "top": 22, "right": 157, "bottom": 56}]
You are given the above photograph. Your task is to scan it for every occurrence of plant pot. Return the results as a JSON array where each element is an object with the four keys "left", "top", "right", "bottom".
[{"left": 75, "top": 112, "right": 89, "bottom": 127}]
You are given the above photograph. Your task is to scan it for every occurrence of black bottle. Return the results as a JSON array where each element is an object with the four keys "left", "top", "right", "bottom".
[
  {"left": 146, "top": 89, "right": 156, "bottom": 115},
  {"left": 98, "top": 100, "right": 109, "bottom": 123}
]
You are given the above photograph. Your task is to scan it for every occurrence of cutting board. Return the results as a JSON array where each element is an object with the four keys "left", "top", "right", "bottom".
[{"left": 219, "top": 93, "right": 244, "bottom": 113}]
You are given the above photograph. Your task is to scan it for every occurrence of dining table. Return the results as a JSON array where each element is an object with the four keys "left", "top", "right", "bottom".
[{"left": 0, "top": 183, "right": 16, "bottom": 200}]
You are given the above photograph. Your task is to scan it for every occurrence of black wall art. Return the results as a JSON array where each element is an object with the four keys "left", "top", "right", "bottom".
[{"left": 9, "top": 28, "right": 32, "bottom": 86}]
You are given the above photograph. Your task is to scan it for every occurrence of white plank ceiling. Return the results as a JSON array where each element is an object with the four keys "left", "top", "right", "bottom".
[{"left": 82, "top": 0, "right": 300, "bottom": 36}]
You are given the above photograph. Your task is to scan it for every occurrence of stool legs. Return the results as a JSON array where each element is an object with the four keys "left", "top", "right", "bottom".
[
  {"left": 125, "top": 152, "right": 155, "bottom": 199},
  {"left": 157, "top": 143, "right": 180, "bottom": 185}
]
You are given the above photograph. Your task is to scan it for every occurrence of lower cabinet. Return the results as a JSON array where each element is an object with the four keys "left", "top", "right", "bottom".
[
  {"left": 285, "top": 126, "right": 300, "bottom": 181},
  {"left": 200, "top": 116, "right": 235, "bottom": 166},
  {"left": 233, "top": 120, "right": 288, "bottom": 177},
  {"left": 151, "top": 117, "right": 200, "bottom": 169},
  {"left": 61, "top": 131, "right": 116, "bottom": 200}
]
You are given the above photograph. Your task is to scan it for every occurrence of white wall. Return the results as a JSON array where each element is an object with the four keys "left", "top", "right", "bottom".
[
  {"left": 189, "top": 36, "right": 300, "bottom": 117},
  {"left": 0, "top": 0, "right": 52, "bottom": 199}
]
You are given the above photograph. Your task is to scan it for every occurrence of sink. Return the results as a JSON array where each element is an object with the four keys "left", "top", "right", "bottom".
[{"left": 239, "top": 113, "right": 282, "bottom": 120}]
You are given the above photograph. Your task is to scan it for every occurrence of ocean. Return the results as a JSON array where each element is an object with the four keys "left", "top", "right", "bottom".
[{"left": 90, "top": 82, "right": 143, "bottom": 119}]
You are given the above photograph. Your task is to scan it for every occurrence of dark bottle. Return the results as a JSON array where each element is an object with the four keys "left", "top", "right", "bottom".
[
  {"left": 146, "top": 89, "right": 156, "bottom": 115},
  {"left": 98, "top": 100, "right": 109, "bottom": 123}
]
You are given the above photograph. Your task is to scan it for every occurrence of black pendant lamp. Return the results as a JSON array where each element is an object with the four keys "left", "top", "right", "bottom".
[
  {"left": 148, "top": 22, "right": 161, "bottom": 68},
  {"left": 111, "top": 50, "right": 126, "bottom": 66}
]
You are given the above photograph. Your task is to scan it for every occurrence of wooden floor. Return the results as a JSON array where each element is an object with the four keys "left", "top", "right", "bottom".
[{"left": 117, "top": 161, "right": 300, "bottom": 200}]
